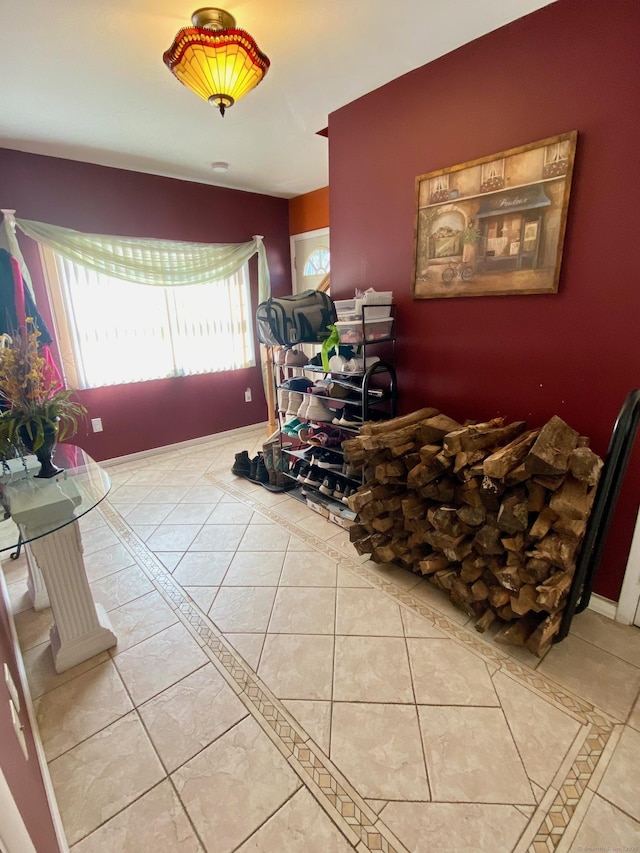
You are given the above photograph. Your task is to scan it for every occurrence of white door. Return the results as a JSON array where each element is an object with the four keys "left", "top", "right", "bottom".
[{"left": 290, "top": 228, "right": 330, "bottom": 295}]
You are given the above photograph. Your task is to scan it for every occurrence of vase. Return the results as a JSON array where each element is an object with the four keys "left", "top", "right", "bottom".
[{"left": 18, "top": 421, "right": 64, "bottom": 479}]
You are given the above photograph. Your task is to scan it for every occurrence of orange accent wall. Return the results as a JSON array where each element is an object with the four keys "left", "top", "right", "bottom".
[{"left": 288, "top": 187, "right": 329, "bottom": 235}]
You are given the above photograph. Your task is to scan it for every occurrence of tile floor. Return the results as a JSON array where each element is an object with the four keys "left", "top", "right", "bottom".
[{"left": 3, "top": 423, "right": 640, "bottom": 852}]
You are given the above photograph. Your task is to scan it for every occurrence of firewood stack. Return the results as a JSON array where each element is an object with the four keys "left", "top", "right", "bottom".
[{"left": 343, "top": 407, "right": 603, "bottom": 656}]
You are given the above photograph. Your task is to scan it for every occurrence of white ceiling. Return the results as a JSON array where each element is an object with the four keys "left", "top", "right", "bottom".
[{"left": 0, "top": 1, "right": 555, "bottom": 199}]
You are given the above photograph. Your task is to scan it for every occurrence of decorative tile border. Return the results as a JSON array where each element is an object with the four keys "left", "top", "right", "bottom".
[{"left": 98, "top": 470, "right": 621, "bottom": 853}]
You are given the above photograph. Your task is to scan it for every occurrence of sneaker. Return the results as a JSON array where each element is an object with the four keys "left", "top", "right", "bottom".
[
  {"left": 319, "top": 474, "right": 336, "bottom": 496},
  {"left": 280, "top": 377, "right": 313, "bottom": 392},
  {"left": 342, "top": 485, "right": 354, "bottom": 505},
  {"left": 296, "top": 463, "right": 311, "bottom": 483},
  {"left": 312, "top": 449, "right": 343, "bottom": 470},
  {"left": 334, "top": 404, "right": 363, "bottom": 427},
  {"left": 284, "top": 348, "right": 307, "bottom": 366},
  {"left": 304, "top": 467, "right": 324, "bottom": 487},
  {"left": 297, "top": 394, "right": 311, "bottom": 419},
  {"left": 231, "top": 450, "right": 251, "bottom": 476},
  {"left": 305, "top": 397, "right": 333, "bottom": 424},
  {"left": 277, "top": 388, "right": 290, "bottom": 413},
  {"left": 286, "top": 391, "right": 304, "bottom": 418},
  {"left": 332, "top": 480, "right": 345, "bottom": 501}
]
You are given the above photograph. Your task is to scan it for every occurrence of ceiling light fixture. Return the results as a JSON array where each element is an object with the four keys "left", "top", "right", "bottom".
[{"left": 163, "top": 7, "right": 270, "bottom": 117}]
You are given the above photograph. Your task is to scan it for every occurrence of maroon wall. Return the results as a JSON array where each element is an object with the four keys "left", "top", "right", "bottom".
[
  {"left": 0, "top": 149, "right": 291, "bottom": 460},
  {"left": 328, "top": 0, "right": 640, "bottom": 601}
]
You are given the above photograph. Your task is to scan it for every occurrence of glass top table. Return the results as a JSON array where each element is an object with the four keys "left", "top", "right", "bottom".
[{"left": 0, "top": 444, "right": 111, "bottom": 554}]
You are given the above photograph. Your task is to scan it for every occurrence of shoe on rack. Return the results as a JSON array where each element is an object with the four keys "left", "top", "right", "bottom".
[
  {"left": 275, "top": 347, "right": 287, "bottom": 366},
  {"left": 341, "top": 486, "right": 354, "bottom": 505},
  {"left": 280, "top": 377, "right": 314, "bottom": 392},
  {"left": 296, "top": 463, "right": 311, "bottom": 483},
  {"left": 319, "top": 474, "right": 337, "bottom": 497},
  {"left": 286, "top": 391, "right": 304, "bottom": 418},
  {"left": 312, "top": 449, "right": 343, "bottom": 470},
  {"left": 334, "top": 404, "right": 363, "bottom": 427},
  {"left": 284, "top": 348, "right": 307, "bottom": 366},
  {"left": 303, "top": 467, "right": 324, "bottom": 488},
  {"left": 332, "top": 479, "right": 345, "bottom": 501},
  {"left": 282, "top": 417, "right": 302, "bottom": 436},
  {"left": 305, "top": 396, "right": 334, "bottom": 424},
  {"left": 277, "top": 388, "right": 290, "bottom": 413},
  {"left": 231, "top": 450, "right": 251, "bottom": 477},
  {"left": 297, "top": 394, "right": 312, "bottom": 419}
]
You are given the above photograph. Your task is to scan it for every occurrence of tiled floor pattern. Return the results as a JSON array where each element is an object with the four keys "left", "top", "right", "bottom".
[{"left": 3, "top": 424, "right": 640, "bottom": 853}]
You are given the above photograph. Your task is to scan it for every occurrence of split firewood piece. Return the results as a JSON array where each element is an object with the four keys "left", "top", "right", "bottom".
[
  {"left": 473, "top": 524, "right": 505, "bottom": 555},
  {"left": 487, "top": 585, "right": 511, "bottom": 607},
  {"left": 407, "top": 453, "right": 452, "bottom": 488},
  {"left": 496, "top": 489, "right": 529, "bottom": 533},
  {"left": 528, "top": 533, "right": 578, "bottom": 571},
  {"left": 458, "top": 477, "right": 485, "bottom": 508},
  {"left": 536, "top": 571, "right": 573, "bottom": 611},
  {"left": 491, "top": 563, "right": 523, "bottom": 592},
  {"left": 532, "top": 473, "right": 566, "bottom": 491},
  {"left": 401, "top": 494, "right": 427, "bottom": 521},
  {"left": 352, "top": 536, "right": 374, "bottom": 555},
  {"left": 471, "top": 578, "right": 490, "bottom": 601},
  {"left": 454, "top": 449, "right": 488, "bottom": 474},
  {"left": 390, "top": 441, "right": 419, "bottom": 458},
  {"left": 520, "top": 557, "right": 553, "bottom": 584},
  {"left": 479, "top": 476, "right": 506, "bottom": 511},
  {"left": 526, "top": 611, "right": 562, "bottom": 656},
  {"left": 359, "top": 423, "right": 424, "bottom": 452},
  {"left": 451, "top": 578, "right": 474, "bottom": 605},
  {"left": 348, "top": 523, "right": 370, "bottom": 543},
  {"left": 457, "top": 504, "right": 486, "bottom": 527},
  {"left": 460, "top": 555, "right": 486, "bottom": 583},
  {"left": 569, "top": 446, "right": 604, "bottom": 486},
  {"left": 553, "top": 515, "right": 588, "bottom": 540},
  {"left": 501, "top": 532, "right": 525, "bottom": 552},
  {"left": 371, "top": 515, "right": 395, "bottom": 533},
  {"left": 420, "top": 477, "right": 457, "bottom": 503},
  {"left": 529, "top": 506, "right": 558, "bottom": 539},
  {"left": 359, "top": 499, "right": 388, "bottom": 522},
  {"left": 509, "top": 584, "right": 542, "bottom": 616},
  {"left": 549, "top": 476, "right": 595, "bottom": 520},
  {"left": 525, "top": 415, "right": 580, "bottom": 476},
  {"left": 443, "top": 419, "right": 526, "bottom": 457},
  {"left": 527, "top": 481, "right": 548, "bottom": 513},
  {"left": 359, "top": 407, "right": 440, "bottom": 436},
  {"left": 419, "top": 553, "right": 450, "bottom": 575},
  {"left": 419, "top": 413, "right": 463, "bottom": 444},
  {"left": 474, "top": 608, "right": 496, "bottom": 633},
  {"left": 375, "top": 459, "right": 406, "bottom": 484},
  {"left": 483, "top": 429, "right": 541, "bottom": 479},
  {"left": 428, "top": 506, "right": 468, "bottom": 536},
  {"left": 494, "top": 612, "right": 542, "bottom": 645},
  {"left": 347, "top": 486, "right": 375, "bottom": 513},
  {"left": 341, "top": 438, "right": 368, "bottom": 462}
]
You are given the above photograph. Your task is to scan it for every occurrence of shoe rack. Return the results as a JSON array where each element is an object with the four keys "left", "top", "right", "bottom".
[{"left": 273, "top": 305, "right": 397, "bottom": 527}]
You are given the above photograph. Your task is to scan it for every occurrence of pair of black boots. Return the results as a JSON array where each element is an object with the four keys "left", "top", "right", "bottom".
[{"left": 232, "top": 450, "right": 269, "bottom": 484}]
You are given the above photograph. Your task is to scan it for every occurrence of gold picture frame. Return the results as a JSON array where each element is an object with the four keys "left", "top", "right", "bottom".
[{"left": 411, "top": 130, "right": 577, "bottom": 299}]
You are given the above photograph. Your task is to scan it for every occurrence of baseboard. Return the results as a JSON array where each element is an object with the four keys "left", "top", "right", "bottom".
[
  {"left": 101, "top": 422, "right": 268, "bottom": 469},
  {"left": 587, "top": 592, "right": 618, "bottom": 620}
]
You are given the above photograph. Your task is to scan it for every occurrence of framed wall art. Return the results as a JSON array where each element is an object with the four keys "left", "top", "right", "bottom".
[{"left": 411, "top": 130, "right": 577, "bottom": 299}]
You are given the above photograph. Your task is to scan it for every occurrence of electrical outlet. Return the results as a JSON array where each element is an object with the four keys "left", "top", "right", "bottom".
[
  {"left": 91, "top": 418, "right": 103, "bottom": 432},
  {"left": 244, "top": 388, "right": 252, "bottom": 402}
]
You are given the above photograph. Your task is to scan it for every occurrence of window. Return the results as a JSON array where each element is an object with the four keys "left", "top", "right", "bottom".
[
  {"left": 303, "top": 247, "right": 330, "bottom": 276},
  {"left": 41, "top": 249, "right": 255, "bottom": 389}
]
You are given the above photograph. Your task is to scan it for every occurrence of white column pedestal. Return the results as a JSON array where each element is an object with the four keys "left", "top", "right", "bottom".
[
  {"left": 24, "top": 543, "right": 50, "bottom": 610},
  {"left": 28, "top": 521, "right": 116, "bottom": 673}
]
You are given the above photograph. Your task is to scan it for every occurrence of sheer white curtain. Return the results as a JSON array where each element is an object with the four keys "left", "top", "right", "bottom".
[{"left": 0, "top": 212, "right": 271, "bottom": 394}]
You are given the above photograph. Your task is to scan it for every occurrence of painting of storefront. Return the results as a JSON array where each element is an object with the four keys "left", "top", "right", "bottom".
[{"left": 412, "top": 131, "right": 577, "bottom": 299}]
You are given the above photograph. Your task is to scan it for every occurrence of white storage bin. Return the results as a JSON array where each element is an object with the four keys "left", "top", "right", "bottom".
[
  {"left": 334, "top": 298, "right": 356, "bottom": 318},
  {"left": 355, "top": 290, "right": 393, "bottom": 319},
  {"left": 335, "top": 317, "right": 394, "bottom": 344}
]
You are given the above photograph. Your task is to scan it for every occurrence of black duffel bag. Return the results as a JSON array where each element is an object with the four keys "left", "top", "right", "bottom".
[{"left": 256, "top": 290, "right": 336, "bottom": 346}]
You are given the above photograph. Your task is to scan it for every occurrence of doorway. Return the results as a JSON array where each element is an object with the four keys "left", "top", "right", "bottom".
[{"left": 290, "top": 227, "right": 330, "bottom": 295}]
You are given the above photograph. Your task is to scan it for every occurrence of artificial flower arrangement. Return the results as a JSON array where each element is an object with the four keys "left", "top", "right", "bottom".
[{"left": 0, "top": 322, "right": 87, "bottom": 457}]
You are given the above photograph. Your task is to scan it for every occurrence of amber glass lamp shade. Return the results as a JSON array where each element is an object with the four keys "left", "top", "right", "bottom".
[{"left": 163, "top": 10, "right": 270, "bottom": 117}]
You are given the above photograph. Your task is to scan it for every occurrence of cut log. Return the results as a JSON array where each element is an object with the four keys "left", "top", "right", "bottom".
[
  {"left": 479, "top": 476, "right": 506, "bottom": 511},
  {"left": 536, "top": 571, "right": 573, "bottom": 611},
  {"left": 348, "top": 523, "right": 370, "bottom": 543},
  {"left": 456, "top": 504, "right": 486, "bottom": 527},
  {"left": 442, "top": 419, "right": 506, "bottom": 456},
  {"left": 473, "top": 524, "right": 505, "bottom": 556},
  {"left": 496, "top": 490, "right": 529, "bottom": 533},
  {"left": 407, "top": 453, "right": 452, "bottom": 488},
  {"left": 359, "top": 407, "right": 440, "bottom": 435},
  {"left": 549, "top": 476, "right": 594, "bottom": 521},
  {"left": 352, "top": 536, "right": 374, "bottom": 555},
  {"left": 528, "top": 533, "right": 578, "bottom": 571},
  {"left": 419, "top": 554, "right": 450, "bottom": 575},
  {"left": 520, "top": 557, "right": 554, "bottom": 584},
  {"left": 526, "top": 612, "right": 562, "bottom": 656},
  {"left": 569, "top": 446, "right": 604, "bottom": 486},
  {"left": 525, "top": 416, "right": 579, "bottom": 476},
  {"left": 419, "top": 414, "right": 463, "bottom": 444},
  {"left": 529, "top": 507, "right": 558, "bottom": 539},
  {"left": 501, "top": 532, "right": 525, "bottom": 553},
  {"left": 509, "top": 584, "right": 542, "bottom": 616},
  {"left": 375, "top": 459, "right": 406, "bottom": 484},
  {"left": 474, "top": 608, "right": 496, "bottom": 633},
  {"left": 527, "top": 481, "right": 548, "bottom": 513},
  {"left": 494, "top": 612, "right": 542, "bottom": 645},
  {"left": 491, "top": 564, "right": 523, "bottom": 592},
  {"left": 471, "top": 579, "right": 490, "bottom": 601},
  {"left": 487, "top": 585, "right": 511, "bottom": 607},
  {"left": 483, "top": 429, "right": 541, "bottom": 479},
  {"left": 460, "top": 556, "right": 486, "bottom": 583},
  {"left": 371, "top": 515, "right": 395, "bottom": 533}
]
